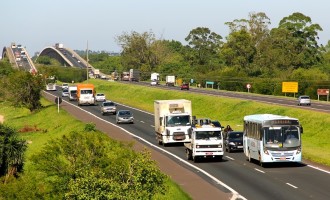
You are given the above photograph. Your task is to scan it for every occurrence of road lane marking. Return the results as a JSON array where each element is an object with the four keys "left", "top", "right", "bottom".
[
  {"left": 140, "top": 121, "right": 145, "bottom": 123},
  {"left": 307, "top": 165, "right": 330, "bottom": 174},
  {"left": 254, "top": 168, "right": 265, "bottom": 173},
  {"left": 44, "top": 91, "right": 247, "bottom": 200},
  {"left": 226, "top": 156, "right": 235, "bottom": 160},
  {"left": 286, "top": 183, "right": 298, "bottom": 189}
]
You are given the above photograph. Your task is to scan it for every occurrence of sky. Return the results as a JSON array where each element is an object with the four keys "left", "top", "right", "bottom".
[{"left": 1, "top": 0, "right": 330, "bottom": 56}]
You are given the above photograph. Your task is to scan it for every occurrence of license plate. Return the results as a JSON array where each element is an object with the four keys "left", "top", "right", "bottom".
[
  {"left": 238, "top": 146, "right": 243, "bottom": 148},
  {"left": 280, "top": 157, "right": 286, "bottom": 160},
  {"left": 206, "top": 152, "right": 213, "bottom": 155}
]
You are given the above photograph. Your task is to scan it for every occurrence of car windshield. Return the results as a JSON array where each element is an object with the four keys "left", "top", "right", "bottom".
[
  {"left": 300, "top": 96, "right": 310, "bottom": 99},
  {"left": 229, "top": 132, "right": 243, "bottom": 139},
  {"left": 103, "top": 102, "right": 115, "bottom": 106},
  {"left": 97, "top": 94, "right": 104, "bottom": 96},
  {"left": 63, "top": 89, "right": 68, "bottom": 92},
  {"left": 119, "top": 111, "right": 131, "bottom": 116}
]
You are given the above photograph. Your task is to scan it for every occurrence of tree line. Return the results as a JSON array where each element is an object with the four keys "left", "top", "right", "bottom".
[{"left": 88, "top": 12, "right": 330, "bottom": 98}]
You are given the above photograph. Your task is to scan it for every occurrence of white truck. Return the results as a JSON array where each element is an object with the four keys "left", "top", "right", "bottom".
[
  {"left": 184, "top": 122, "right": 224, "bottom": 162},
  {"left": 129, "top": 69, "right": 140, "bottom": 81},
  {"left": 150, "top": 73, "right": 160, "bottom": 85},
  {"left": 68, "top": 86, "right": 77, "bottom": 101},
  {"left": 166, "top": 75, "right": 175, "bottom": 86},
  {"left": 154, "top": 99, "right": 192, "bottom": 146}
]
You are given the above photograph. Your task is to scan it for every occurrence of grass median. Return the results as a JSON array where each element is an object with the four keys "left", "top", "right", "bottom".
[{"left": 91, "top": 79, "right": 330, "bottom": 167}]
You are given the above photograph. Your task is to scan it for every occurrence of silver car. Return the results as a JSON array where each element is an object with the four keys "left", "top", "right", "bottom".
[
  {"left": 100, "top": 101, "right": 117, "bottom": 115},
  {"left": 297, "top": 95, "right": 311, "bottom": 106},
  {"left": 116, "top": 110, "right": 134, "bottom": 124}
]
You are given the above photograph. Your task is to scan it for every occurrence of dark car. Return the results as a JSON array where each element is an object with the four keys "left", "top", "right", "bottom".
[
  {"left": 224, "top": 131, "right": 243, "bottom": 153},
  {"left": 211, "top": 120, "right": 223, "bottom": 128},
  {"left": 180, "top": 83, "right": 189, "bottom": 90}
]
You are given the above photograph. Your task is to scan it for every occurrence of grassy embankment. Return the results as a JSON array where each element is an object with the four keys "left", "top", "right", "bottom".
[
  {"left": 91, "top": 79, "right": 330, "bottom": 166},
  {"left": 0, "top": 98, "right": 191, "bottom": 200}
]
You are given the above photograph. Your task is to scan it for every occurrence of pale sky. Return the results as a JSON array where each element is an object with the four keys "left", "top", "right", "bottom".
[{"left": 1, "top": 0, "right": 329, "bottom": 55}]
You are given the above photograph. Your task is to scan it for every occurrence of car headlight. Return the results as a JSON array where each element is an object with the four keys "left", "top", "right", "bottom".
[{"left": 229, "top": 142, "right": 236, "bottom": 146}]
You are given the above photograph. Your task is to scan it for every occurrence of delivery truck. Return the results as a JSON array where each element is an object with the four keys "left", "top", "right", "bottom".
[
  {"left": 154, "top": 99, "right": 192, "bottom": 145},
  {"left": 77, "top": 84, "right": 95, "bottom": 106},
  {"left": 68, "top": 86, "right": 77, "bottom": 101},
  {"left": 129, "top": 69, "right": 140, "bottom": 81},
  {"left": 184, "top": 119, "right": 224, "bottom": 162},
  {"left": 166, "top": 75, "right": 175, "bottom": 86}
]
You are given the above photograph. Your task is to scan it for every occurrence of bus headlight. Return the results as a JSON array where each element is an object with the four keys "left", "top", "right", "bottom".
[
  {"left": 296, "top": 147, "right": 301, "bottom": 154},
  {"left": 263, "top": 148, "right": 269, "bottom": 155},
  {"left": 218, "top": 144, "right": 222, "bottom": 148}
]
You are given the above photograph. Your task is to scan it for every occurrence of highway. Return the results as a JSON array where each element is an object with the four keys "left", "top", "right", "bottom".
[
  {"left": 124, "top": 81, "right": 330, "bottom": 113},
  {"left": 47, "top": 86, "right": 330, "bottom": 200}
]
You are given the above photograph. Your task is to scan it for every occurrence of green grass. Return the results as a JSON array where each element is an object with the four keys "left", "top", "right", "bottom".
[
  {"left": 91, "top": 79, "right": 330, "bottom": 166},
  {"left": 0, "top": 99, "right": 191, "bottom": 199}
]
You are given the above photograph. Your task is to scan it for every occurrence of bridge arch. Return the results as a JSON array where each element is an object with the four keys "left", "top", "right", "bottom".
[{"left": 38, "top": 46, "right": 73, "bottom": 67}]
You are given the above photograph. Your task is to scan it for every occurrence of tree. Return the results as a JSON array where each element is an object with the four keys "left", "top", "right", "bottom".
[
  {"left": 277, "top": 12, "right": 323, "bottom": 69},
  {"left": 0, "top": 124, "right": 27, "bottom": 183},
  {"left": 185, "top": 27, "right": 223, "bottom": 65},
  {"left": 3, "top": 71, "right": 44, "bottom": 112},
  {"left": 220, "top": 29, "right": 256, "bottom": 72}
]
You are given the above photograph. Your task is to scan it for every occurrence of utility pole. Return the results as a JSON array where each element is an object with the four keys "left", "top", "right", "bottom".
[{"left": 86, "top": 40, "right": 89, "bottom": 83}]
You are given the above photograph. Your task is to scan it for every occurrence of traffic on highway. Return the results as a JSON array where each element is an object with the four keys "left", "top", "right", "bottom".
[{"left": 45, "top": 85, "right": 330, "bottom": 200}]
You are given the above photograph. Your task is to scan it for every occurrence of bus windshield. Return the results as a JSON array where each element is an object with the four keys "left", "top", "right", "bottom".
[
  {"left": 263, "top": 126, "right": 300, "bottom": 148},
  {"left": 166, "top": 115, "right": 191, "bottom": 127}
]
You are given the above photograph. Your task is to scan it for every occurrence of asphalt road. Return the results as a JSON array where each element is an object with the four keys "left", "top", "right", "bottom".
[{"left": 47, "top": 86, "right": 330, "bottom": 200}]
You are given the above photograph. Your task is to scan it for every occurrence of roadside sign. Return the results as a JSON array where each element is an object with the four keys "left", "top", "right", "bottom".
[
  {"left": 55, "top": 97, "right": 62, "bottom": 104},
  {"left": 246, "top": 83, "right": 251, "bottom": 93},
  {"left": 55, "top": 97, "right": 62, "bottom": 113},
  {"left": 282, "top": 82, "right": 298, "bottom": 93},
  {"left": 317, "top": 89, "right": 329, "bottom": 95}
]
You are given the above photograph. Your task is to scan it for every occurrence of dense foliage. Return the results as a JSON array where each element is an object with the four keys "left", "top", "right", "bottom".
[
  {"left": 1, "top": 70, "right": 44, "bottom": 112},
  {"left": 19, "top": 130, "right": 166, "bottom": 199},
  {"left": 0, "top": 124, "right": 27, "bottom": 184},
  {"left": 86, "top": 12, "right": 330, "bottom": 98}
]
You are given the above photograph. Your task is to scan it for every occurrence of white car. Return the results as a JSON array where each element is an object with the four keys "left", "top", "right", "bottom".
[
  {"left": 95, "top": 93, "right": 106, "bottom": 102},
  {"left": 297, "top": 95, "right": 311, "bottom": 106},
  {"left": 62, "top": 83, "right": 69, "bottom": 90},
  {"left": 62, "top": 88, "right": 69, "bottom": 97}
]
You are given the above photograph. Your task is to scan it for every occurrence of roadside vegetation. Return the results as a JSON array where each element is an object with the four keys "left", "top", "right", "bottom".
[
  {"left": 0, "top": 99, "right": 191, "bottom": 199},
  {"left": 80, "top": 12, "right": 330, "bottom": 100},
  {"left": 89, "top": 79, "right": 330, "bottom": 166},
  {"left": 0, "top": 60, "right": 191, "bottom": 199}
]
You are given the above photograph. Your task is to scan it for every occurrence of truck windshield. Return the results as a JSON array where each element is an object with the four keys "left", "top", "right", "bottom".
[
  {"left": 81, "top": 89, "right": 93, "bottom": 94},
  {"left": 195, "top": 131, "right": 222, "bottom": 140},
  {"left": 263, "top": 126, "right": 300, "bottom": 148},
  {"left": 166, "top": 115, "right": 191, "bottom": 127}
]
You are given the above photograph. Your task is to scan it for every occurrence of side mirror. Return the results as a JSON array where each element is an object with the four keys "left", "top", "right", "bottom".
[{"left": 300, "top": 126, "right": 303, "bottom": 134}]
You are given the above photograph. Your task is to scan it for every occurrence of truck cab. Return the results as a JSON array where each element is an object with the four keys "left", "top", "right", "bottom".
[{"left": 185, "top": 123, "right": 224, "bottom": 162}]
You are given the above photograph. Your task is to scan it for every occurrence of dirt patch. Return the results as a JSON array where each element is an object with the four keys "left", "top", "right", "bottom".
[{"left": 0, "top": 115, "right": 4, "bottom": 123}]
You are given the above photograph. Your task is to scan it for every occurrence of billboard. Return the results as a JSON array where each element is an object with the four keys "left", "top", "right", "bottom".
[{"left": 282, "top": 82, "right": 298, "bottom": 93}]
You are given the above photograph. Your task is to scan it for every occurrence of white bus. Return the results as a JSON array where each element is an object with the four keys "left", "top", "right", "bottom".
[
  {"left": 45, "top": 76, "right": 57, "bottom": 91},
  {"left": 243, "top": 114, "right": 303, "bottom": 166}
]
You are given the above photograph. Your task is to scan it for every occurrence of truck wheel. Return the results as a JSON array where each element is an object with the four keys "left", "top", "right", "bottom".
[
  {"left": 193, "top": 156, "right": 198, "bottom": 163},
  {"left": 158, "top": 140, "right": 162, "bottom": 145}
]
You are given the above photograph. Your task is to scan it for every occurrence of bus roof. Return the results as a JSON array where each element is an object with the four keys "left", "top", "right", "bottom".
[{"left": 244, "top": 114, "right": 298, "bottom": 123}]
